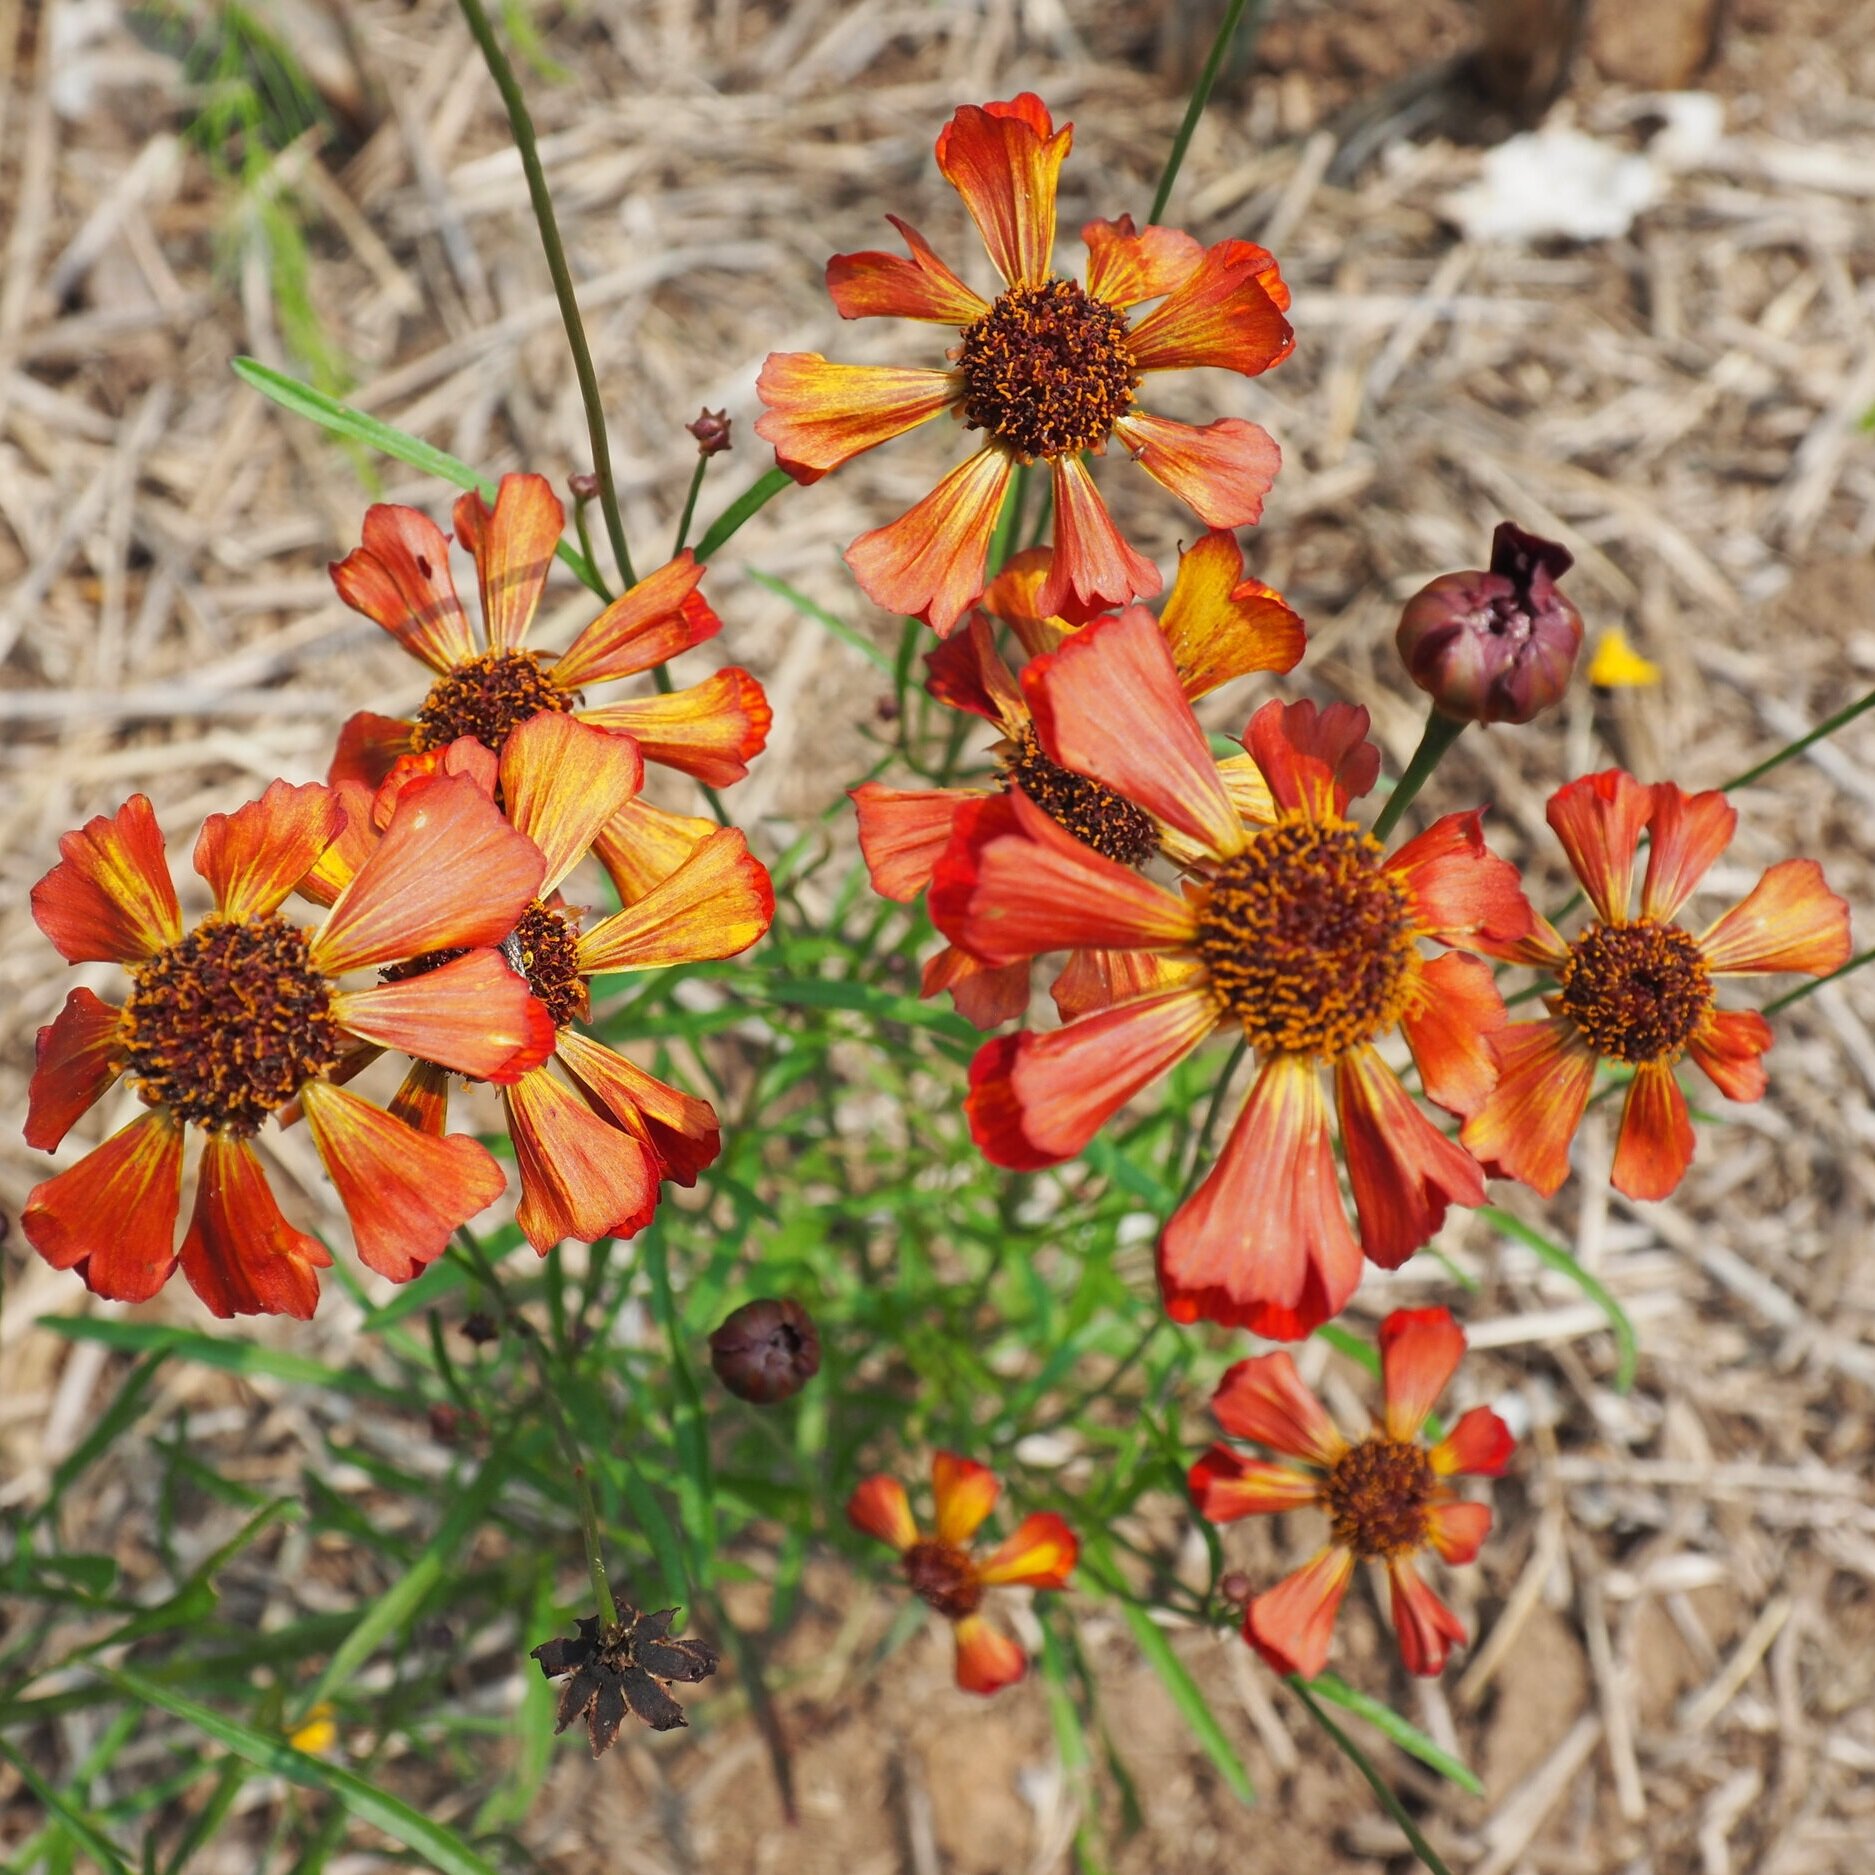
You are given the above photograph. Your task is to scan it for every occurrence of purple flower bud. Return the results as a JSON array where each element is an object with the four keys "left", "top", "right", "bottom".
[
  {"left": 686, "top": 408, "right": 733, "bottom": 457},
  {"left": 567, "top": 472, "right": 601, "bottom": 502},
  {"left": 1396, "top": 522, "right": 1583, "bottom": 726},
  {"left": 709, "top": 1297, "right": 820, "bottom": 1404}
]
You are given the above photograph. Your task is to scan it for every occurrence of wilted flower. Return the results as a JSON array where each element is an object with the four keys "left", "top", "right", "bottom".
[
  {"left": 709, "top": 1297, "right": 821, "bottom": 1402},
  {"left": 687, "top": 408, "right": 733, "bottom": 456},
  {"left": 1396, "top": 522, "right": 1582, "bottom": 726},
  {"left": 531, "top": 1607, "right": 720, "bottom": 1751}
]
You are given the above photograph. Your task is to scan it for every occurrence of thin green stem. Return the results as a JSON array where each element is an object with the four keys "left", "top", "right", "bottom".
[
  {"left": 1183, "top": 1036, "right": 1247, "bottom": 1200},
  {"left": 1371, "top": 708, "right": 1467, "bottom": 844},
  {"left": 570, "top": 495, "right": 610, "bottom": 600},
  {"left": 1149, "top": 0, "right": 1264, "bottom": 222},
  {"left": 673, "top": 454, "right": 709, "bottom": 557},
  {"left": 1723, "top": 684, "right": 1875, "bottom": 791},
  {"left": 455, "top": 0, "right": 636, "bottom": 591},
  {"left": 1763, "top": 944, "right": 1875, "bottom": 1015}
]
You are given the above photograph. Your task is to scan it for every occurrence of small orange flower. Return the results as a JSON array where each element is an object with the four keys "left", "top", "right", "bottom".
[
  {"left": 848, "top": 1453, "right": 1078, "bottom": 1695},
  {"left": 1190, "top": 1308, "right": 1514, "bottom": 1679},
  {"left": 24, "top": 777, "right": 553, "bottom": 1316},
  {"left": 757, "top": 94, "right": 1293, "bottom": 636},
  {"left": 329, "top": 473, "right": 770, "bottom": 905},
  {"left": 1461, "top": 769, "right": 1852, "bottom": 1200}
]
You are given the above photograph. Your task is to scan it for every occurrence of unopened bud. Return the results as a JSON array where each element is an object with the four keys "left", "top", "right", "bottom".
[
  {"left": 567, "top": 471, "right": 600, "bottom": 502},
  {"left": 709, "top": 1297, "right": 820, "bottom": 1403},
  {"left": 460, "top": 1310, "right": 499, "bottom": 1345},
  {"left": 686, "top": 408, "right": 732, "bottom": 457},
  {"left": 1396, "top": 522, "right": 1582, "bottom": 726},
  {"left": 1218, "top": 1570, "right": 1254, "bottom": 1609}
]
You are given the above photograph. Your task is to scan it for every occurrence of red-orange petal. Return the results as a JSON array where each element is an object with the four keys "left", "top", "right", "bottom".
[
  {"left": 1081, "top": 215, "right": 1205, "bottom": 307},
  {"left": 32, "top": 794, "right": 182, "bottom": 965},
  {"left": 923, "top": 945, "right": 1033, "bottom": 1030},
  {"left": 1385, "top": 809, "right": 1535, "bottom": 954},
  {"left": 26, "top": 988, "right": 125, "bottom": 1151},
  {"left": 1335, "top": 1048, "right": 1487, "bottom": 1271},
  {"left": 1546, "top": 769, "right": 1651, "bottom": 925},
  {"left": 1208, "top": 1349, "right": 1347, "bottom": 1466},
  {"left": 1114, "top": 411, "right": 1282, "bottom": 530},
  {"left": 502, "top": 1065, "right": 660, "bottom": 1253},
  {"left": 22, "top": 1110, "right": 184, "bottom": 1302},
  {"left": 1699, "top": 858, "right": 1852, "bottom": 977},
  {"left": 591, "top": 797, "right": 718, "bottom": 907},
  {"left": 550, "top": 552, "right": 718, "bottom": 690},
  {"left": 1188, "top": 1445, "right": 1323, "bottom": 1522},
  {"left": 1377, "top": 1306, "right": 1466, "bottom": 1440},
  {"left": 826, "top": 214, "right": 988, "bottom": 324},
  {"left": 851, "top": 781, "right": 973, "bottom": 902},
  {"left": 847, "top": 1474, "right": 919, "bottom": 1551},
  {"left": 388, "top": 1057, "right": 451, "bottom": 1136},
  {"left": 1156, "top": 529, "right": 1304, "bottom": 698},
  {"left": 952, "top": 1613, "right": 1029, "bottom": 1695},
  {"left": 327, "top": 711, "right": 418, "bottom": 794},
  {"left": 178, "top": 1133, "right": 330, "bottom": 1320},
  {"left": 978, "top": 544, "right": 1063, "bottom": 656},
  {"left": 1038, "top": 455, "right": 1162, "bottom": 621},
  {"left": 753, "top": 354, "right": 959, "bottom": 483},
  {"left": 1429, "top": 1406, "right": 1516, "bottom": 1479},
  {"left": 1048, "top": 945, "right": 1188, "bottom": 1022},
  {"left": 1610, "top": 1060, "right": 1696, "bottom": 1201},
  {"left": 579, "top": 666, "right": 772, "bottom": 787},
  {"left": 1244, "top": 698, "right": 1379, "bottom": 821},
  {"left": 934, "top": 95, "right": 1069, "bottom": 289},
  {"left": 1387, "top": 1559, "right": 1469, "bottom": 1677},
  {"left": 1687, "top": 1006, "right": 1772, "bottom": 1104},
  {"left": 923, "top": 612, "right": 1029, "bottom": 730},
  {"left": 299, "top": 1078, "right": 507, "bottom": 1282},
  {"left": 555, "top": 1027, "right": 722, "bottom": 1187},
  {"left": 311, "top": 772, "right": 545, "bottom": 974},
  {"left": 1023, "top": 607, "right": 1243, "bottom": 858},
  {"left": 453, "top": 473, "right": 562, "bottom": 654},
  {"left": 932, "top": 1452, "right": 1000, "bottom": 1547},
  {"left": 296, "top": 779, "right": 380, "bottom": 908},
  {"left": 335, "top": 948, "right": 553, "bottom": 1083},
  {"left": 330, "top": 503, "right": 478, "bottom": 673},
  {"left": 844, "top": 445, "right": 1016, "bottom": 638},
  {"left": 577, "top": 827, "right": 774, "bottom": 974},
  {"left": 1245, "top": 1548, "right": 1355, "bottom": 1680},
  {"left": 977, "top": 1511, "right": 1078, "bottom": 1588},
  {"left": 1401, "top": 952, "right": 1505, "bottom": 1118},
  {"left": 1126, "top": 239, "right": 1294, "bottom": 378},
  {"left": 1459, "top": 1018, "right": 1597, "bottom": 1198},
  {"left": 193, "top": 779, "right": 346, "bottom": 924},
  {"left": 1426, "top": 1499, "right": 1493, "bottom": 1566},
  {"left": 499, "top": 713, "right": 644, "bottom": 897},
  {"left": 1641, "top": 781, "right": 1736, "bottom": 923},
  {"left": 1159, "top": 1054, "right": 1365, "bottom": 1340}
]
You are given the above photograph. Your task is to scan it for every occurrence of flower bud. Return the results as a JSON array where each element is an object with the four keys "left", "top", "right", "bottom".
[
  {"left": 686, "top": 408, "right": 733, "bottom": 457},
  {"left": 709, "top": 1297, "right": 820, "bottom": 1403},
  {"left": 567, "top": 471, "right": 600, "bottom": 502},
  {"left": 1396, "top": 522, "right": 1582, "bottom": 726}
]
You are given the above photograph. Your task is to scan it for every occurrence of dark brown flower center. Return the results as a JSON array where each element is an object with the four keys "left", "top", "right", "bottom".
[
  {"left": 503, "top": 901, "right": 588, "bottom": 1029},
  {"left": 121, "top": 915, "right": 343, "bottom": 1133},
  {"left": 903, "top": 1539, "right": 983, "bottom": 1619},
  {"left": 411, "top": 649, "right": 572, "bottom": 756},
  {"left": 1003, "top": 728, "right": 1158, "bottom": 867},
  {"left": 1324, "top": 1437, "right": 1435, "bottom": 1559},
  {"left": 958, "top": 280, "right": 1139, "bottom": 461},
  {"left": 1557, "top": 918, "right": 1712, "bottom": 1063},
  {"left": 1195, "top": 818, "right": 1418, "bottom": 1057}
]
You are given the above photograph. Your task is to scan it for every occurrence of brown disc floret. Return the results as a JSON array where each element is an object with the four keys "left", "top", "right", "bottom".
[
  {"left": 1324, "top": 1437, "right": 1436, "bottom": 1558},
  {"left": 411, "top": 650, "right": 574, "bottom": 755},
  {"left": 1004, "top": 728, "right": 1158, "bottom": 867},
  {"left": 1557, "top": 918, "right": 1712, "bottom": 1063},
  {"left": 903, "top": 1540, "right": 984, "bottom": 1619},
  {"left": 503, "top": 901, "right": 589, "bottom": 1029}
]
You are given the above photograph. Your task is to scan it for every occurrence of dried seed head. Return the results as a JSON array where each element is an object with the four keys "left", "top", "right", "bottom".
[
  {"left": 686, "top": 408, "right": 733, "bottom": 456},
  {"left": 708, "top": 1297, "right": 821, "bottom": 1404},
  {"left": 531, "top": 1607, "right": 720, "bottom": 1753}
]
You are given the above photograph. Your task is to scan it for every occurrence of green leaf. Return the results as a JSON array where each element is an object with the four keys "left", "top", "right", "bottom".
[
  {"left": 32, "top": 1353, "right": 166, "bottom": 1528},
  {"left": 40, "top": 1317, "right": 407, "bottom": 1403},
  {"left": 744, "top": 568, "right": 893, "bottom": 675},
  {"left": 0, "top": 1739, "right": 135, "bottom": 1875},
  {"left": 1481, "top": 1205, "right": 1638, "bottom": 1390},
  {"left": 1111, "top": 1599, "right": 1255, "bottom": 1805},
  {"left": 693, "top": 467, "right": 792, "bottom": 561},
  {"left": 1307, "top": 1672, "right": 1483, "bottom": 1795}
]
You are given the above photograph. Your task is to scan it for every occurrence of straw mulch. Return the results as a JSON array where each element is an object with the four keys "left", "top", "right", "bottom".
[{"left": 3, "top": 0, "right": 1873, "bottom": 1869}]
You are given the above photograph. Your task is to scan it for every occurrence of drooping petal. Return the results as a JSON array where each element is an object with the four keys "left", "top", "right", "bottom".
[
  {"left": 193, "top": 780, "right": 346, "bottom": 923},
  {"left": 1081, "top": 215, "right": 1205, "bottom": 307},
  {"left": 851, "top": 782, "right": 973, "bottom": 901},
  {"left": 1244, "top": 698, "right": 1379, "bottom": 821},
  {"left": 555, "top": 1027, "right": 721, "bottom": 1186},
  {"left": 550, "top": 552, "right": 718, "bottom": 689},
  {"left": 826, "top": 214, "right": 989, "bottom": 324},
  {"left": 1545, "top": 769, "right": 1651, "bottom": 925},
  {"left": 178, "top": 1133, "right": 330, "bottom": 1321},
  {"left": 295, "top": 780, "right": 380, "bottom": 908},
  {"left": 1401, "top": 952, "right": 1505, "bottom": 1118},
  {"left": 333, "top": 949, "right": 554, "bottom": 1083},
  {"left": 31, "top": 795, "right": 181, "bottom": 965},
  {"left": 1426, "top": 1499, "right": 1493, "bottom": 1566},
  {"left": 388, "top": 1057, "right": 451, "bottom": 1136},
  {"left": 951, "top": 1614, "right": 1029, "bottom": 1695},
  {"left": 965, "top": 985, "right": 1220, "bottom": 1169},
  {"left": 1335, "top": 1049, "right": 1486, "bottom": 1271},
  {"left": 844, "top": 445, "right": 1016, "bottom": 638},
  {"left": 1459, "top": 1018, "right": 1598, "bottom": 1198},
  {"left": 453, "top": 473, "right": 563, "bottom": 654},
  {"left": 933, "top": 95, "right": 1070, "bottom": 289},
  {"left": 311, "top": 772, "right": 545, "bottom": 974},
  {"left": 847, "top": 1474, "right": 919, "bottom": 1551},
  {"left": 592, "top": 797, "right": 718, "bottom": 906},
  {"left": 1022, "top": 607, "right": 1244, "bottom": 858},
  {"left": 1037, "top": 456, "right": 1162, "bottom": 621},
  {"left": 978, "top": 544, "right": 1064, "bottom": 657},
  {"left": 1387, "top": 1560, "right": 1469, "bottom": 1677},
  {"left": 1698, "top": 859, "right": 1852, "bottom": 977},
  {"left": 1245, "top": 1548, "right": 1355, "bottom": 1681},
  {"left": 923, "top": 944, "right": 1033, "bottom": 1029},
  {"left": 1156, "top": 529, "right": 1305, "bottom": 698},
  {"left": 299, "top": 1078, "right": 509, "bottom": 1283},
  {"left": 1113, "top": 411, "right": 1283, "bottom": 529},
  {"left": 923, "top": 612, "right": 1028, "bottom": 731},
  {"left": 330, "top": 503, "right": 477, "bottom": 672},
  {"left": 1048, "top": 946, "right": 1192, "bottom": 1022},
  {"left": 501, "top": 1065, "right": 660, "bottom": 1253},
  {"left": 1159, "top": 1054, "right": 1365, "bottom": 1341},
  {"left": 1377, "top": 1306, "right": 1466, "bottom": 1439},
  {"left": 1641, "top": 782, "right": 1737, "bottom": 923},
  {"left": 577, "top": 828, "right": 774, "bottom": 974},
  {"left": 1429, "top": 1406, "right": 1516, "bottom": 1479},
  {"left": 1385, "top": 810, "right": 1534, "bottom": 954},
  {"left": 1687, "top": 1007, "right": 1773, "bottom": 1103},
  {"left": 932, "top": 1452, "right": 1000, "bottom": 1547},
  {"left": 499, "top": 713, "right": 644, "bottom": 897},
  {"left": 753, "top": 355, "right": 959, "bottom": 483},
  {"left": 977, "top": 1512, "right": 1078, "bottom": 1588},
  {"left": 22, "top": 1111, "right": 184, "bottom": 1301},
  {"left": 26, "top": 989, "right": 125, "bottom": 1151},
  {"left": 1208, "top": 1350, "right": 1347, "bottom": 1466},
  {"left": 578, "top": 667, "right": 772, "bottom": 787},
  {"left": 1187, "top": 1445, "right": 1323, "bottom": 1522},
  {"left": 1126, "top": 239, "right": 1294, "bottom": 378},
  {"left": 1610, "top": 1061, "right": 1695, "bottom": 1202},
  {"left": 327, "top": 712, "right": 418, "bottom": 793}
]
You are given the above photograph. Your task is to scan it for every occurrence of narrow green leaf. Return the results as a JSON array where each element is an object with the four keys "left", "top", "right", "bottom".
[
  {"left": 1481, "top": 1205, "right": 1638, "bottom": 1390},
  {"left": 33, "top": 1353, "right": 166, "bottom": 1527},
  {"left": 1111, "top": 1601, "right": 1255, "bottom": 1804},
  {"left": 41, "top": 1318, "right": 406, "bottom": 1403},
  {"left": 0, "top": 1739, "right": 134, "bottom": 1875},
  {"left": 693, "top": 467, "right": 792, "bottom": 561},
  {"left": 744, "top": 568, "right": 893, "bottom": 674},
  {"left": 1307, "top": 1672, "right": 1483, "bottom": 1795}
]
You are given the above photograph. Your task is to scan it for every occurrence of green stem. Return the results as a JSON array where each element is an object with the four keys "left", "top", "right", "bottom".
[
  {"left": 1149, "top": 0, "right": 1264, "bottom": 222},
  {"left": 1183, "top": 1036, "right": 1247, "bottom": 1199},
  {"left": 673, "top": 454, "right": 709, "bottom": 557},
  {"left": 455, "top": 0, "right": 636, "bottom": 591},
  {"left": 1723, "top": 684, "right": 1875, "bottom": 791},
  {"left": 1371, "top": 708, "right": 1467, "bottom": 844},
  {"left": 1763, "top": 943, "right": 1875, "bottom": 1015}
]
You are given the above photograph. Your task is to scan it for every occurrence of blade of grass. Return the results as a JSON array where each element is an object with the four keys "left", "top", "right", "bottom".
[
  {"left": 693, "top": 467, "right": 792, "bottom": 561},
  {"left": 744, "top": 568, "right": 893, "bottom": 675},
  {"left": 1481, "top": 1205, "right": 1637, "bottom": 1391},
  {"left": 1108, "top": 1595, "right": 1255, "bottom": 1805},
  {"left": 1307, "top": 1672, "right": 1483, "bottom": 1795},
  {"left": 0, "top": 1739, "right": 134, "bottom": 1875},
  {"left": 41, "top": 1316, "right": 409, "bottom": 1404}
]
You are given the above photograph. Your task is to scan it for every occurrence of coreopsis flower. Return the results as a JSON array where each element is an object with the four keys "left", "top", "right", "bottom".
[
  {"left": 306, "top": 711, "right": 774, "bottom": 1252},
  {"left": 1461, "top": 769, "right": 1851, "bottom": 1199},
  {"left": 756, "top": 94, "right": 1293, "bottom": 636},
  {"left": 1190, "top": 1308, "right": 1513, "bottom": 1679},
  {"left": 931, "top": 609, "right": 1533, "bottom": 1338},
  {"left": 847, "top": 1453, "right": 1078, "bottom": 1694},
  {"left": 329, "top": 472, "right": 770, "bottom": 904},
  {"left": 531, "top": 1607, "right": 720, "bottom": 1750},
  {"left": 23, "top": 776, "right": 553, "bottom": 1317}
]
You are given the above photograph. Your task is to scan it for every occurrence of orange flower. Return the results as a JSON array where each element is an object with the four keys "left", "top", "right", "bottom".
[
  {"left": 853, "top": 532, "right": 1303, "bottom": 1027},
  {"left": 306, "top": 713, "right": 774, "bottom": 1253},
  {"left": 930, "top": 609, "right": 1534, "bottom": 1338},
  {"left": 329, "top": 473, "right": 770, "bottom": 904},
  {"left": 24, "top": 777, "right": 554, "bottom": 1317},
  {"left": 847, "top": 1452, "right": 1078, "bottom": 1695},
  {"left": 1461, "top": 769, "right": 1851, "bottom": 1200},
  {"left": 756, "top": 94, "right": 1293, "bottom": 636},
  {"left": 1190, "top": 1308, "right": 1513, "bottom": 1679}
]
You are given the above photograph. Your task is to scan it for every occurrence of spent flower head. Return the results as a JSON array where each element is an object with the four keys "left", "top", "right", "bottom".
[
  {"left": 709, "top": 1296, "right": 821, "bottom": 1403},
  {"left": 531, "top": 1607, "right": 719, "bottom": 1751}
]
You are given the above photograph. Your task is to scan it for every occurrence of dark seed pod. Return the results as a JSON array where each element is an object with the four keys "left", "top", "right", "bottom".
[
  {"left": 686, "top": 408, "right": 733, "bottom": 457},
  {"left": 708, "top": 1297, "right": 820, "bottom": 1404}
]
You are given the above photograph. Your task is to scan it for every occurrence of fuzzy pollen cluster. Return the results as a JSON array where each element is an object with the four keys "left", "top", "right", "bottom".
[
  {"left": 411, "top": 649, "right": 575, "bottom": 755},
  {"left": 1003, "top": 728, "right": 1159, "bottom": 867},
  {"left": 1557, "top": 918, "right": 1712, "bottom": 1063},
  {"left": 1324, "top": 1438, "right": 1436, "bottom": 1558}
]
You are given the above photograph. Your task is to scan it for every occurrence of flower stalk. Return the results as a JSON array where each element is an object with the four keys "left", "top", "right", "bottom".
[{"left": 1371, "top": 707, "right": 1467, "bottom": 843}]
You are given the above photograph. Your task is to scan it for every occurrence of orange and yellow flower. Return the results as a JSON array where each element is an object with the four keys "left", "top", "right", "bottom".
[
  {"left": 329, "top": 472, "right": 770, "bottom": 905},
  {"left": 930, "top": 609, "right": 1533, "bottom": 1338},
  {"left": 24, "top": 776, "right": 554, "bottom": 1317},
  {"left": 1190, "top": 1307, "right": 1513, "bottom": 1679},
  {"left": 847, "top": 1453, "right": 1078, "bottom": 1695},
  {"left": 1461, "top": 769, "right": 1851, "bottom": 1200},
  {"left": 853, "top": 531, "right": 1303, "bottom": 1026},
  {"left": 757, "top": 94, "right": 1293, "bottom": 636}
]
